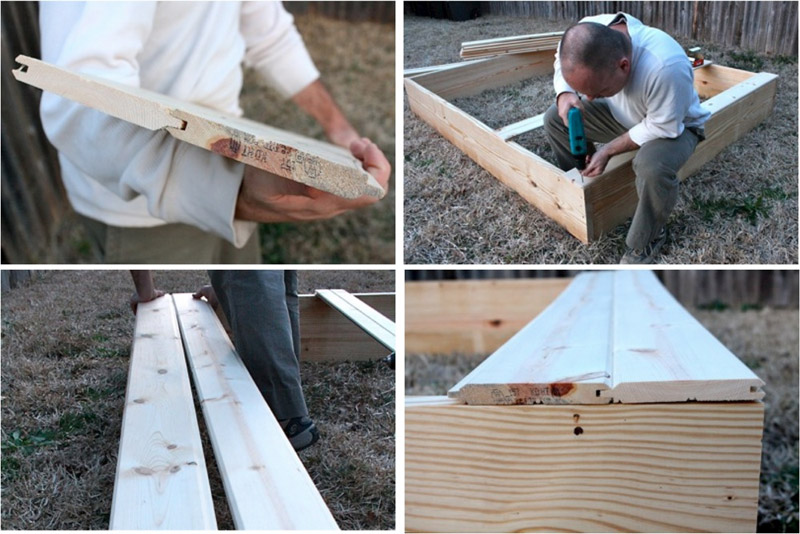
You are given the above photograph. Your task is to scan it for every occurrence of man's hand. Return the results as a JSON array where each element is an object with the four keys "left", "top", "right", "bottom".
[
  {"left": 557, "top": 92, "right": 583, "bottom": 126},
  {"left": 236, "top": 137, "right": 390, "bottom": 223},
  {"left": 129, "top": 270, "right": 165, "bottom": 314},
  {"left": 192, "top": 285, "right": 219, "bottom": 309},
  {"left": 582, "top": 147, "right": 612, "bottom": 178}
]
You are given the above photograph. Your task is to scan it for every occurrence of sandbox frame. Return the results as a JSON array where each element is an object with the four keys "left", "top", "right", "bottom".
[{"left": 404, "top": 50, "right": 779, "bottom": 243}]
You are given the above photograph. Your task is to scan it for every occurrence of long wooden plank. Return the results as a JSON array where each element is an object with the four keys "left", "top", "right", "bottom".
[
  {"left": 300, "top": 292, "right": 395, "bottom": 361},
  {"left": 406, "top": 279, "right": 571, "bottom": 355},
  {"left": 315, "top": 289, "right": 395, "bottom": 351},
  {"left": 172, "top": 293, "right": 339, "bottom": 530},
  {"left": 609, "top": 271, "right": 765, "bottom": 403},
  {"left": 110, "top": 297, "right": 217, "bottom": 530},
  {"left": 404, "top": 58, "right": 491, "bottom": 78},
  {"left": 406, "top": 397, "right": 764, "bottom": 533},
  {"left": 13, "top": 55, "right": 383, "bottom": 200},
  {"left": 405, "top": 76, "right": 588, "bottom": 242},
  {"left": 496, "top": 113, "right": 545, "bottom": 140},
  {"left": 460, "top": 32, "right": 563, "bottom": 59},
  {"left": 449, "top": 272, "right": 764, "bottom": 404},
  {"left": 448, "top": 273, "right": 614, "bottom": 404}
]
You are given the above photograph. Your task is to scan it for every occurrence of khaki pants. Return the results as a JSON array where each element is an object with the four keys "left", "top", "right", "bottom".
[
  {"left": 543, "top": 100, "right": 700, "bottom": 250},
  {"left": 78, "top": 214, "right": 261, "bottom": 264}
]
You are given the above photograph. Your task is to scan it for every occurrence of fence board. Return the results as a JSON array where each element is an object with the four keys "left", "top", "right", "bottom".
[{"left": 478, "top": 1, "right": 797, "bottom": 56}]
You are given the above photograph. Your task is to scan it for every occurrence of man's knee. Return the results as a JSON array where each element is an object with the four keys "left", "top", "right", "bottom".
[{"left": 633, "top": 147, "right": 678, "bottom": 185}]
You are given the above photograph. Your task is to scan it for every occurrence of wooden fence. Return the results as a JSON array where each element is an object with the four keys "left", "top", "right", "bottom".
[
  {"left": 405, "top": 270, "right": 799, "bottom": 309},
  {"left": 478, "top": 1, "right": 798, "bottom": 56},
  {"left": 284, "top": 1, "right": 394, "bottom": 23},
  {"left": 2, "top": 1, "right": 70, "bottom": 264}
]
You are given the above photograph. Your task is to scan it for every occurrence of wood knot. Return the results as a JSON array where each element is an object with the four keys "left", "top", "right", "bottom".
[
  {"left": 157, "top": 369, "right": 167, "bottom": 374},
  {"left": 133, "top": 398, "right": 146, "bottom": 404},
  {"left": 169, "top": 465, "right": 181, "bottom": 473},
  {"left": 167, "top": 444, "right": 177, "bottom": 450},
  {"left": 134, "top": 467, "right": 154, "bottom": 476}
]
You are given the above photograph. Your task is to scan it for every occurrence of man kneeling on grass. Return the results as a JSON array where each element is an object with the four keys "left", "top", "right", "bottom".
[{"left": 544, "top": 13, "right": 709, "bottom": 264}]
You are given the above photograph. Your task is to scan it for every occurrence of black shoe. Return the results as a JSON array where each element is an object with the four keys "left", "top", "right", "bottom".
[
  {"left": 280, "top": 416, "right": 319, "bottom": 451},
  {"left": 620, "top": 227, "right": 667, "bottom": 264}
]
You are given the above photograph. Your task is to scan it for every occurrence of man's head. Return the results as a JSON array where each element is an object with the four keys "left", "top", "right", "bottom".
[{"left": 560, "top": 22, "right": 632, "bottom": 100}]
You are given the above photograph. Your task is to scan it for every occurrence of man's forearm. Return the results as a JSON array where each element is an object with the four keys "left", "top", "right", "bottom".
[
  {"left": 605, "top": 131, "right": 640, "bottom": 157},
  {"left": 130, "top": 270, "right": 156, "bottom": 299},
  {"left": 291, "top": 80, "right": 358, "bottom": 147}
]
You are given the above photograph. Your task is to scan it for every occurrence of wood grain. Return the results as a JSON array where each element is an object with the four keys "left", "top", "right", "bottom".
[
  {"left": 300, "top": 292, "right": 394, "bottom": 361},
  {"left": 13, "top": 55, "right": 383, "bottom": 200},
  {"left": 315, "top": 289, "right": 395, "bottom": 351},
  {"left": 406, "top": 397, "right": 764, "bottom": 533},
  {"left": 449, "top": 271, "right": 764, "bottom": 405},
  {"left": 405, "top": 77, "right": 588, "bottom": 242},
  {"left": 460, "top": 32, "right": 564, "bottom": 59},
  {"left": 172, "top": 293, "right": 338, "bottom": 530},
  {"left": 110, "top": 297, "right": 217, "bottom": 530},
  {"left": 406, "top": 279, "right": 571, "bottom": 355}
]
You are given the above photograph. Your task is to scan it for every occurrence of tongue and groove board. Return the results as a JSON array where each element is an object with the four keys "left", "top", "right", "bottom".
[
  {"left": 12, "top": 55, "right": 383, "bottom": 200},
  {"left": 171, "top": 293, "right": 339, "bottom": 530},
  {"left": 449, "top": 271, "right": 764, "bottom": 405},
  {"left": 315, "top": 289, "right": 396, "bottom": 351},
  {"left": 405, "top": 397, "right": 764, "bottom": 533},
  {"left": 110, "top": 297, "right": 217, "bottom": 530}
]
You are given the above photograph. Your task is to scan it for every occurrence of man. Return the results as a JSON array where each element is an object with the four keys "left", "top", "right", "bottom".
[
  {"left": 544, "top": 13, "right": 709, "bottom": 263},
  {"left": 40, "top": 2, "right": 390, "bottom": 263},
  {"left": 130, "top": 270, "right": 317, "bottom": 451}
]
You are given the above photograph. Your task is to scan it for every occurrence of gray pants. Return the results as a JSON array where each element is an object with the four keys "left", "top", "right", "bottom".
[
  {"left": 209, "top": 270, "right": 307, "bottom": 420},
  {"left": 78, "top": 214, "right": 261, "bottom": 264},
  {"left": 543, "top": 100, "right": 699, "bottom": 249}
]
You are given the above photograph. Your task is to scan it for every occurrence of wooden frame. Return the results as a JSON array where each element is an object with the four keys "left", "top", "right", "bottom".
[{"left": 405, "top": 50, "right": 779, "bottom": 242}]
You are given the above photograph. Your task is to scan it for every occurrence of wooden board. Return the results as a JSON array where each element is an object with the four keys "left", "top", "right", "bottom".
[
  {"left": 172, "top": 293, "right": 339, "bottom": 530},
  {"left": 404, "top": 58, "right": 491, "bottom": 78},
  {"left": 449, "top": 271, "right": 764, "bottom": 405},
  {"left": 406, "top": 397, "right": 764, "bottom": 533},
  {"left": 110, "top": 297, "right": 217, "bottom": 530},
  {"left": 406, "top": 279, "right": 570, "bottom": 355},
  {"left": 496, "top": 113, "right": 545, "bottom": 140},
  {"left": 460, "top": 32, "right": 564, "bottom": 59},
  {"left": 314, "top": 289, "right": 395, "bottom": 351},
  {"left": 12, "top": 55, "right": 383, "bottom": 200},
  {"left": 405, "top": 77, "right": 589, "bottom": 242},
  {"left": 300, "top": 292, "right": 395, "bottom": 361}
]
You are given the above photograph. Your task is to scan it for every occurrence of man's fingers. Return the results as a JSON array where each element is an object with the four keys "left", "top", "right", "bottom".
[{"left": 350, "top": 137, "right": 390, "bottom": 189}]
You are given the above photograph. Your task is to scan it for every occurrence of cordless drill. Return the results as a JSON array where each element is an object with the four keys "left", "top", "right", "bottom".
[{"left": 567, "top": 107, "right": 587, "bottom": 171}]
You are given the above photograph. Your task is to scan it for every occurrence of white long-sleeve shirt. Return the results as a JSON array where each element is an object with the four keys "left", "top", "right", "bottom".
[
  {"left": 39, "top": 2, "right": 320, "bottom": 247},
  {"left": 554, "top": 13, "right": 710, "bottom": 146}
]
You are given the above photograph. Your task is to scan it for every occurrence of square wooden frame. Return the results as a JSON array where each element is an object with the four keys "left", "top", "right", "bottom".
[{"left": 404, "top": 50, "right": 779, "bottom": 243}]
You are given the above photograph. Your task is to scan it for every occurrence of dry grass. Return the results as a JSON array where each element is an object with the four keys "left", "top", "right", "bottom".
[
  {"left": 58, "top": 13, "right": 395, "bottom": 264},
  {"left": 1, "top": 270, "right": 395, "bottom": 530},
  {"left": 404, "top": 15, "right": 798, "bottom": 264},
  {"left": 241, "top": 15, "right": 395, "bottom": 264},
  {"left": 406, "top": 308, "right": 799, "bottom": 532}
]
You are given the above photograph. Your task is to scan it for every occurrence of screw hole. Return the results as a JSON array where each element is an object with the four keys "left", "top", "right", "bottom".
[{"left": 574, "top": 426, "right": 584, "bottom": 436}]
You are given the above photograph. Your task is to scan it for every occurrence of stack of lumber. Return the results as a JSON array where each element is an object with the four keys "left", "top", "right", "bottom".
[
  {"left": 460, "top": 31, "right": 563, "bottom": 59},
  {"left": 449, "top": 270, "right": 764, "bottom": 405}
]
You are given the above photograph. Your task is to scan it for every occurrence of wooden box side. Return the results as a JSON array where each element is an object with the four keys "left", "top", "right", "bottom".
[
  {"left": 406, "top": 398, "right": 764, "bottom": 533},
  {"left": 405, "top": 278, "right": 571, "bottom": 355}
]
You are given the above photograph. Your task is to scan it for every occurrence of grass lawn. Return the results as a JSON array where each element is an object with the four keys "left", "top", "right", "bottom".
[{"left": 1, "top": 270, "right": 395, "bottom": 529}]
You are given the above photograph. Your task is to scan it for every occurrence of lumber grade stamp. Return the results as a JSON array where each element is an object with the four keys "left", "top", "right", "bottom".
[
  {"left": 13, "top": 55, "right": 384, "bottom": 200},
  {"left": 405, "top": 45, "right": 778, "bottom": 243}
]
